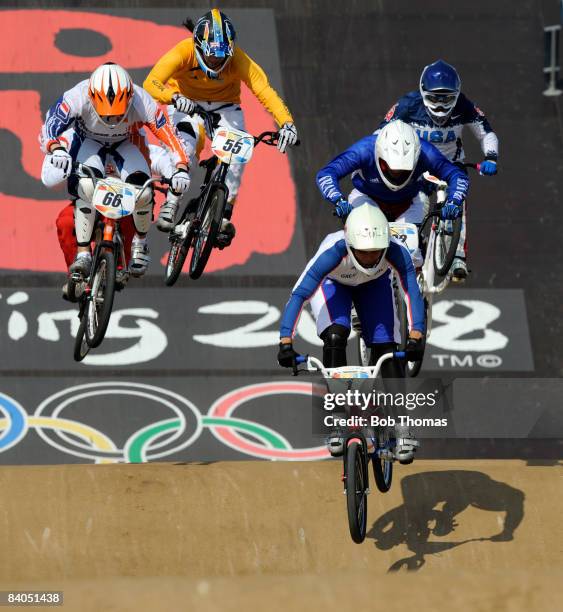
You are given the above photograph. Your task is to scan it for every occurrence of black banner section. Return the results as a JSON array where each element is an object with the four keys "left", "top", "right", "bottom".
[{"left": 0, "top": 288, "right": 533, "bottom": 373}]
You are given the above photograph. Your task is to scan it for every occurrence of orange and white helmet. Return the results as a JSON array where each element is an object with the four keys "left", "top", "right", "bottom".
[{"left": 88, "top": 62, "right": 134, "bottom": 127}]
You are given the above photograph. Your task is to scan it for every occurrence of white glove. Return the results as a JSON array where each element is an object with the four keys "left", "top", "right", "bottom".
[
  {"left": 49, "top": 148, "right": 72, "bottom": 175},
  {"left": 171, "top": 168, "right": 190, "bottom": 194},
  {"left": 277, "top": 122, "right": 298, "bottom": 154},
  {"left": 173, "top": 95, "right": 195, "bottom": 115}
]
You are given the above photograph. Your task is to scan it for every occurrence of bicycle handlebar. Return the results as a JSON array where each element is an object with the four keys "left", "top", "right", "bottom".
[
  {"left": 191, "top": 104, "right": 300, "bottom": 148},
  {"left": 71, "top": 162, "right": 171, "bottom": 203},
  {"left": 292, "top": 351, "right": 406, "bottom": 378},
  {"left": 463, "top": 162, "right": 481, "bottom": 172}
]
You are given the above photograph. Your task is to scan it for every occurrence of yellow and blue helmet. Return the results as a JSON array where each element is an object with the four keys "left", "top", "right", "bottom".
[{"left": 194, "top": 9, "right": 236, "bottom": 79}]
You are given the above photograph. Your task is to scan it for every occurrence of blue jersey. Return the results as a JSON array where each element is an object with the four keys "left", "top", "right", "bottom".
[
  {"left": 279, "top": 231, "right": 425, "bottom": 338},
  {"left": 379, "top": 91, "right": 498, "bottom": 162},
  {"left": 316, "top": 135, "right": 469, "bottom": 208}
]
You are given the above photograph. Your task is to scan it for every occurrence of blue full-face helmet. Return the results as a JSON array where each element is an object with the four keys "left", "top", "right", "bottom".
[{"left": 419, "top": 60, "right": 461, "bottom": 125}]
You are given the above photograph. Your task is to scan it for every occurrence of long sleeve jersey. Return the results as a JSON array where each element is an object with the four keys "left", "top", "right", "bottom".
[
  {"left": 42, "top": 81, "right": 187, "bottom": 166},
  {"left": 316, "top": 135, "right": 469, "bottom": 207},
  {"left": 144, "top": 38, "right": 293, "bottom": 127},
  {"left": 378, "top": 91, "right": 498, "bottom": 162},
  {"left": 279, "top": 231, "right": 425, "bottom": 338}
]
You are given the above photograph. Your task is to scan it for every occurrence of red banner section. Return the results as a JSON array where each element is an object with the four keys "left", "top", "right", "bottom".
[
  {"left": 0, "top": 10, "right": 296, "bottom": 273},
  {"left": 0, "top": 10, "right": 186, "bottom": 72}
]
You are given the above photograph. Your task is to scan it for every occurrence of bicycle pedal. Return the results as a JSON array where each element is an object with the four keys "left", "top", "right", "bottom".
[{"left": 377, "top": 449, "right": 394, "bottom": 460}]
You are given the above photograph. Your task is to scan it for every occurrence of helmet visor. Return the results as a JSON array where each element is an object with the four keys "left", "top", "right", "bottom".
[
  {"left": 351, "top": 247, "right": 384, "bottom": 268},
  {"left": 424, "top": 92, "right": 457, "bottom": 105},
  {"left": 99, "top": 114, "right": 126, "bottom": 127},
  {"left": 379, "top": 158, "right": 412, "bottom": 187}
]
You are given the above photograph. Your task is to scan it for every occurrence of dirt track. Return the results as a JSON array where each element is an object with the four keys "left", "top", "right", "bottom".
[{"left": 1, "top": 460, "right": 561, "bottom": 610}]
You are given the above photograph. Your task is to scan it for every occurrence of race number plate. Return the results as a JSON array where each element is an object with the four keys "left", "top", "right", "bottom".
[
  {"left": 92, "top": 178, "right": 136, "bottom": 219},
  {"left": 211, "top": 127, "right": 254, "bottom": 164},
  {"left": 329, "top": 368, "right": 370, "bottom": 379},
  {"left": 389, "top": 222, "right": 419, "bottom": 256},
  {"left": 422, "top": 171, "right": 447, "bottom": 188}
]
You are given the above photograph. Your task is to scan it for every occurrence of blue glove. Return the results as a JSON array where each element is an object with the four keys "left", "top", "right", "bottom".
[
  {"left": 334, "top": 198, "right": 353, "bottom": 218},
  {"left": 441, "top": 201, "right": 462, "bottom": 220},
  {"left": 480, "top": 160, "right": 497, "bottom": 176}
]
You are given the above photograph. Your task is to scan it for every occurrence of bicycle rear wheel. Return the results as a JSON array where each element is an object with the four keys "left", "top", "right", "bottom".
[
  {"left": 189, "top": 187, "right": 226, "bottom": 280},
  {"left": 73, "top": 312, "right": 90, "bottom": 362},
  {"left": 372, "top": 429, "right": 393, "bottom": 492},
  {"left": 345, "top": 440, "right": 368, "bottom": 544},
  {"left": 85, "top": 250, "right": 116, "bottom": 348},
  {"left": 433, "top": 217, "right": 462, "bottom": 277}
]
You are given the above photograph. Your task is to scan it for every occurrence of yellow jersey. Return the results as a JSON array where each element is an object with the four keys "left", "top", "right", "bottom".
[{"left": 144, "top": 38, "right": 293, "bottom": 127}]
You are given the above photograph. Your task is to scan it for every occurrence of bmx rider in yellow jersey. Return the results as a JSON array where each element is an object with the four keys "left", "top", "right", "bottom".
[{"left": 144, "top": 9, "right": 298, "bottom": 244}]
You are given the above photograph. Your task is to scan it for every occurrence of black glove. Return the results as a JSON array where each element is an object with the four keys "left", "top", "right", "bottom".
[
  {"left": 277, "top": 342, "right": 299, "bottom": 368},
  {"left": 405, "top": 336, "right": 424, "bottom": 362}
]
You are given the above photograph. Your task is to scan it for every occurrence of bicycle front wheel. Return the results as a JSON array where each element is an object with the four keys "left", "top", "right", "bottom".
[
  {"left": 345, "top": 440, "right": 368, "bottom": 544},
  {"left": 433, "top": 217, "right": 462, "bottom": 277},
  {"left": 165, "top": 232, "right": 193, "bottom": 286},
  {"left": 85, "top": 250, "right": 116, "bottom": 348},
  {"left": 73, "top": 312, "right": 90, "bottom": 362},
  {"left": 189, "top": 187, "right": 226, "bottom": 280}
]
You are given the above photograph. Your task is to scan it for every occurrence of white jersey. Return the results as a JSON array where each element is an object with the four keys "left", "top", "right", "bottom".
[{"left": 42, "top": 81, "right": 187, "bottom": 165}]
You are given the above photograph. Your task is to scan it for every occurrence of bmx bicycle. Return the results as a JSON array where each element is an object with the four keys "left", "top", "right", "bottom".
[
  {"left": 294, "top": 350, "right": 406, "bottom": 544},
  {"left": 69, "top": 163, "right": 170, "bottom": 361},
  {"left": 164, "top": 105, "right": 299, "bottom": 284},
  {"left": 358, "top": 163, "right": 481, "bottom": 377}
]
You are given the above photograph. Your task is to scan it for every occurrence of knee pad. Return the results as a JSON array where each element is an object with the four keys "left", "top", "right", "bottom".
[
  {"left": 75, "top": 168, "right": 102, "bottom": 201},
  {"left": 133, "top": 191, "right": 153, "bottom": 235},
  {"left": 74, "top": 198, "right": 95, "bottom": 245},
  {"left": 225, "top": 165, "right": 244, "bottom": 201},
  {"left": 126, "top": 172, "right": 153, "bottom": 234},
  {"left": 369, "top": 342, "right": 405, "bottom": 378},
  {"left": 320, "top": 324, "right": 350, "bottom": 368}
]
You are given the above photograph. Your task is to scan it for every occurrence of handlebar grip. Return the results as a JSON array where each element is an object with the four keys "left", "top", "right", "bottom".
[
  {"left": 394, "top": 351, "right": 406, "bottom": 359},
  {"left": 295, "top": 354, "right": 308, "bottom": 365},
  {"left": 295, "top": 139, "right": 301, "bottom": 146}
]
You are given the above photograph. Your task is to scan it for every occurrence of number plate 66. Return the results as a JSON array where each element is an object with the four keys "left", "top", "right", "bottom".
[{"left": 92, "top": 179, "right": 136, "bottom": 218}]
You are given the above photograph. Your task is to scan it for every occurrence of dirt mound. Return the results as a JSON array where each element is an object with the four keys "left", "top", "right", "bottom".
[{"left": 0, "top": 460, "right": 560, "bottom": 609}]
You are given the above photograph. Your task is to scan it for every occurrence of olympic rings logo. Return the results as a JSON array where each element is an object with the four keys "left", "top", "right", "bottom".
[{"left": 0, "top": 381, "right": 329, "bottom": 463}]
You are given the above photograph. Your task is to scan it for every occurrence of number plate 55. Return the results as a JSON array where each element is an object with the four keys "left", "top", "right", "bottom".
[{"left": 212, "top": 127, "right": 254, "bottom": 164}]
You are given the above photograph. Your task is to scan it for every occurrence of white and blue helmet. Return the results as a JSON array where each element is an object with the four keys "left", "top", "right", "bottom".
[{"left": 419, "top": 60, "right": 461, "bottom": 125}]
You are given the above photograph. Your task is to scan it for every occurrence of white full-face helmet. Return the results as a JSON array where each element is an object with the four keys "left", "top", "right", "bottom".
[
  {"left": 344, "top": 204, "right": 390, "bottom": 276},
  {"left": 375, "top": 120, "right": 421, "bottom": 191}
]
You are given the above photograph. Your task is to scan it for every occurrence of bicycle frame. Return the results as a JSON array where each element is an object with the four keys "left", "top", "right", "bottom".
[{"left": 72, "top": 162, "right": 168, "bottom": 286}]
